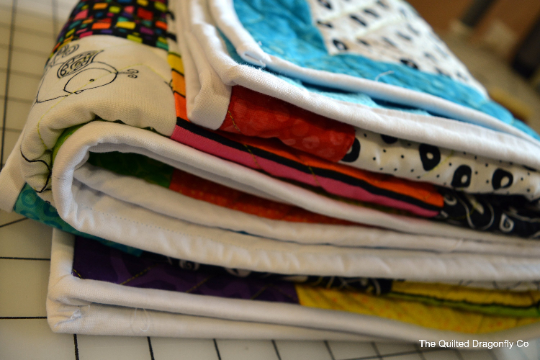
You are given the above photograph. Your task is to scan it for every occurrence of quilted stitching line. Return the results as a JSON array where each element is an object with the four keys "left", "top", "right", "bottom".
[
  {"left": 120, "top": 264, "right": 158, "bottom": 285},
  {"left": 72, "top": 269, "right": 84, "bottom": 279},
  {"left": 250, "top": 282, "right": 274, "bottom": 300},
  {"left": 226, "top": 110, "right": 243, "bottom": 134},
  {"left": 185, "top": 275, "right": 214, "bottom": 293}
]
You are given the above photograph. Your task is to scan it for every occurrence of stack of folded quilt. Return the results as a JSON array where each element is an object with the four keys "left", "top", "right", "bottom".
[{"left": 3, "top": 0, "right": 540, "bottom": 343}]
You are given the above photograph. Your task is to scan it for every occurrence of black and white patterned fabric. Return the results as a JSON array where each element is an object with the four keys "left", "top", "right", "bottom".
[
  {"left": 437, "top": 188, "right": 540, "bottom": 238},
  {"left": 341, "top": 127, "right": 540, "bottom": 201},
  {"left": 307, "top": 0, "right": 485, "bottom": 93}
]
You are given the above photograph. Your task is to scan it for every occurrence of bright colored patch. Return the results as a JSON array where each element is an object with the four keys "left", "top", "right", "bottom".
[
  {"left": 174, "top": 93, "right": 188, "bottom": 121},
  {"left": 92, "top": 22, "right": 110, "bottom": 30},
  {"left": 127, "top": 34, "right": 142, "bottom": 43},
  {"left": 218, "top": 131, "right": 444, "bottom": 210},
  {"left": 74, "top": 9, "right": 88, "bottom": 20},
  {"left": 171, "top": 71, "right": 186, "bottom": 96},
  {"left": 53, "top": 0, "right": 169, "bottom": 53},
  {"left": 221, "top": 86, "right": 355, "bottom": 162},
  {"left": 154, "top": 2, "right": 166, "bottom": 12},
  {"left": 137, "top": 7, "right": 153, "bottom": 20},
  {"left": 295, "top": 285, "right": 540, "bottom": 334},
  {"left": 155, "top": 21, "right": 166, "bottom": 30},
  {"left": 167, "top": 53, "right": 184, "bottom": 74},
  {"left": 168, "top": 169, "right": 354, "bottom": 225},
  {"left": 116, "top": 21, "right": 136, "bottom": 29}
]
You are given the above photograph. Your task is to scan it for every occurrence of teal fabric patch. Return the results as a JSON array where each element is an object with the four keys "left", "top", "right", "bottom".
[
  {"left": 223, "top": 31, "right": 431, "bottom": 116},
  {"left": 13, "top": 184, "right": 143, "bottom": 256},
  {"left": 231, "top": 0, "right": 539, "bottom": 139}
]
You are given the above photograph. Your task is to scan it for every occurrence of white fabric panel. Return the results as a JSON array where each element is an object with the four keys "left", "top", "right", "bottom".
[
  {"left": 0, "top": 132, "right": 26, "bottom": 212},
  {"left": 19, "top": 35, "right": 176, "bottom": 196}
]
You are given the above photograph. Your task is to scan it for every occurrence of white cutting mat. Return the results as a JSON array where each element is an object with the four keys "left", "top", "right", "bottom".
[{"left": 1, "top": 0, "right": 540, "bottom": 359}]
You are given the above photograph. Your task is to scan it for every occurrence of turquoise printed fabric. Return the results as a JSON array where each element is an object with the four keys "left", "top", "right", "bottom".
[
  {"left": 223, "top": 32, "right": 431, "bottom": 116},
  {"left": 231, "top": 0, "right": 539, "bottom": 139},
  {"left": 13, "top": 184, "right": 143, "bottom": 256}
]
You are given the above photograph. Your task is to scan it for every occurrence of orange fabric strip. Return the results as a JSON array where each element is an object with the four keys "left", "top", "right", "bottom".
[{"left": 168, "top": 169, "right": 355, "bottom": 225}]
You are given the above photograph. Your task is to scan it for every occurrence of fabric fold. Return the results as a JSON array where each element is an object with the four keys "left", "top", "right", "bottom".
[{"left": 2, "top": 0, "right": 540, "bottom": 344}]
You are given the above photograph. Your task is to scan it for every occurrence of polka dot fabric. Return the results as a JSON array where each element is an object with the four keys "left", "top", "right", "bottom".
[
  {"left": 340, "top": 128, "right": 540, "bottom": 201},
  {"left": 53, "top": 0, "right": 170, "bottom": 55}
]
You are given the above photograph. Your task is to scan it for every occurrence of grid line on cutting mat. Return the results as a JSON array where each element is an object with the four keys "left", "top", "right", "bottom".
[{"left": 0, "top": 0, "right": 16, "bottom": 169}]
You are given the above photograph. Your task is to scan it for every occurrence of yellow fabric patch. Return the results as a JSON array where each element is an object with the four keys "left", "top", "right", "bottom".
[
  {"left": 296, "top": 285, "right": 540, "bottom": 334},
  {"left": 116, "top": 22, "right": 136, "bottom": 30},
  {"left": 127, "top": 35, "right": 143, "bottom": 43},
  {"left": 154, "top": 2, "right": 167, "bottom": 12},
  {"left": 137, "top": 0, "right": 148, "bottom": 6},
  {"left": 392, "top": 281, "right": 540, "bottom": 308},
  {"left": 167, "top": 53, "right": 184, "bottom": 74},
  {"left": 109, "top": 6, "right": 120, "bottom": 13},
  {"left": 60, "top": 37, "right": 74, "bottom": 48}
]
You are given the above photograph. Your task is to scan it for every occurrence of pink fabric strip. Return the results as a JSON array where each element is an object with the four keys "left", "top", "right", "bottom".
[{"left": 171, "top": 125, "right": 438, "bottom": 218}]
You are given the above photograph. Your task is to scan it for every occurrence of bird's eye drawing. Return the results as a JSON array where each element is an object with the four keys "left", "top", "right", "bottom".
[{"left": 64, "top": 67, "right": 117, "bottom": 94}]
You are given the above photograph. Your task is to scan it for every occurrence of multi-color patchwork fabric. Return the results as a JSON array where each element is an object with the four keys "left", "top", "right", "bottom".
[
  {"left": 74, "top": 235, "right": 540, "bottom": 319},
  {"left": 227, "top": 0, "right": 537, "bottom": 138},
  {"left": 4, "top": 0, "right": 540, "bottom": 343},
  {"left": 167, "top": 46, "right": 540, "bottom": 238},
  {"left": 218, "top": 83, "right": 540, "bottom": 200},
  {"left": 87, "top": 151, "right": 356, "bottom": 225},
  {"left": 72, "top": 236, "right": 540, "bottom": 333},
  {"left": 86, "top": 142, "right": 540, "bottom": 238},
  {"left": 54, "top": 0, "right": 170, "bottom": 52}
]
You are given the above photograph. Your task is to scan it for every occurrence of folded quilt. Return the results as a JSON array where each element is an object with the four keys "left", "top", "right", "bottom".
[
  {"left": 48, "top": 230, "right": 540, "bottom": 341},
  {"left": 1, "top": 0, "right": 540, "bottom": 344}
]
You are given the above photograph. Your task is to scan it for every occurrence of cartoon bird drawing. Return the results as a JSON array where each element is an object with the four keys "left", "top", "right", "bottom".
[{"left": 35, "top": 43, "right": 138, "bottom": 103}]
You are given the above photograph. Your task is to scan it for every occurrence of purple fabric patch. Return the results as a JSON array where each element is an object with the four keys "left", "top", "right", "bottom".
[
  {"left": 140, "top": 26, "right": 153, "bottom": 35},
  {"left": 72, "top": 236, "right": 299, "bottom": 303}
]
